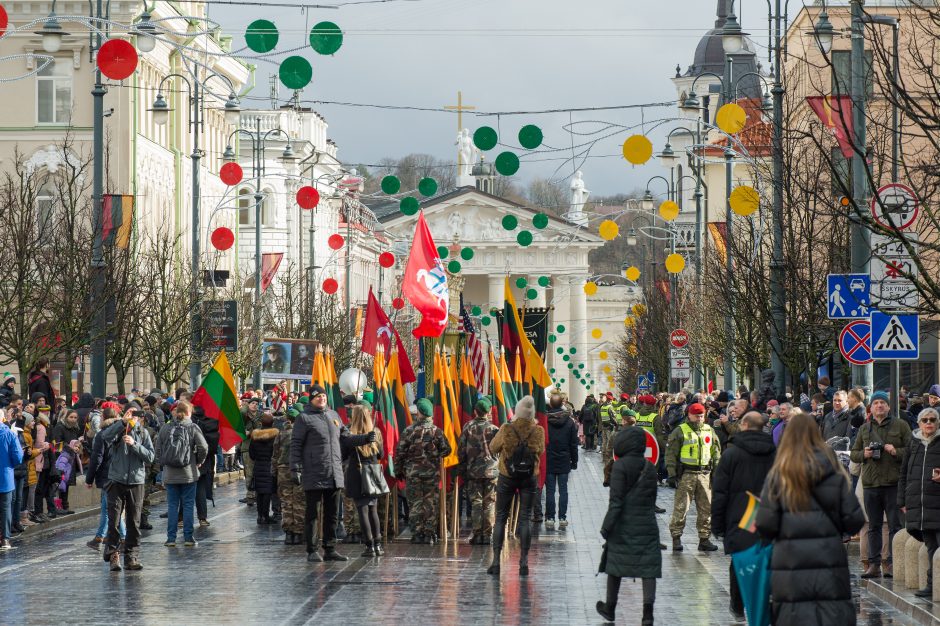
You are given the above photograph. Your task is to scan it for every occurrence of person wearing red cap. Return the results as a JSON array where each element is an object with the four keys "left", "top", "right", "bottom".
[{"left": 665, "top": 401, "right": 720, "bottom": 552}]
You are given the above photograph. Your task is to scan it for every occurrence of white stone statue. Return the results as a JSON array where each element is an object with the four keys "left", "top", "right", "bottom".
[
  {"left": 456, "top": 128, "right": 478, "bottom": 181},
  {"left": 569, "top": 171, "right": 590, "bottom": 225}
]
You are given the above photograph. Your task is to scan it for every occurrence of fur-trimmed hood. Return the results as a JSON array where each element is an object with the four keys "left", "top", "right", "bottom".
[{"left": 250, "top": 427, "right": 279, "bottom": 441}]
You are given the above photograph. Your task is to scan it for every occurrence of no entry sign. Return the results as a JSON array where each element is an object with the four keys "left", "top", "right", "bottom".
[{"left": 670, "top": 329, "right": 689, "bottom": 349}]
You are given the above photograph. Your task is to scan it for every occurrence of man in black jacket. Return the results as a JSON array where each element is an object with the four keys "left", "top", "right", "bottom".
[
  {"left": 712, "top": 411, "right": 776, "bottom": 621},
  {"left": 579, "top": 395, "right": 599, "bottom": 451},
  {"left": 26, "top": 360, "right": 54, "bottom": 407}
]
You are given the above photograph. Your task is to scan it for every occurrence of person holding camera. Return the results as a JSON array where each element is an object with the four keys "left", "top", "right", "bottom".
[{"left": 851, "top": 390, "right": 912, "bottom": 579}]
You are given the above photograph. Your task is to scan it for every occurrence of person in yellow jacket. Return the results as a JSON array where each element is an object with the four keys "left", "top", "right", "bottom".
[{"left": 665, "top": 402, "right": 721, "bottom": 552}]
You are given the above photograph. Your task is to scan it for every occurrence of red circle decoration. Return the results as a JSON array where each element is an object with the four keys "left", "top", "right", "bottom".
[
  {"left": 96, "top": 39, "right": 139, "bottom": 81},
  {"left": 392, "top": 297, "right": 405, "bottom": 310},
  {"left": 322, "top": 278, "right": 338, "bottom": 294},
  {"left": 296, "top": 186, "right": 320, "bottom": 209},
  {"left": 379, "top": 251, "right": 395, "bottom": 268},
  {"left": 0, "top": 5, "right": 9, "bottom": 38},
  {"left": 219, "top": 162, "right": 243, "bottom": 186},
  {"left": 328, "top": 234, "right": 344, "bottom": 250},
  {"left": 210, "top": 227, "right": 235, "bottom": 251}
]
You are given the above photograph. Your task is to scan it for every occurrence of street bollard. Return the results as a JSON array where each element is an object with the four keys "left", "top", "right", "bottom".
[
  {"left": 919, "top": 543, "right": 930, "bottom": 590},
  {"left": 892, "top": 528, "right": 910, "bottom": 585},
  {"left": 906, "top": 534, "right": 923, "bottom": 589}
]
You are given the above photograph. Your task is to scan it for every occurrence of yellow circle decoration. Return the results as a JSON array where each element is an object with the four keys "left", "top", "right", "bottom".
[
  {"left": 624, "top": 266, "right": 640, "bottom": 282},
  {"left": 599, "top": 350, "right": 609, "bottom": 360},
  {"left": 665, "top": 253, "right": 686, "bottom": 274},
  {"left": 622, "top": 134, "right": 653, "bottom": 165},
  {"left": 627, "top": 344, "right": 638, "bottom": 357},
  {"left": 603, "top": 365, "right": 611, "bottom": 373},
  {"left": 591, "top": 328, "right": 602, "bottom": 339},
  {"left": 716, "top": 102, "right": 747, "bottom": 134},
  {"left": 730, "top": 185, "right": 760, "bottom": 216},
  {"left": 583, "top": 281, "right": 598, "bottom": 296},
  {"left": 658, "top": 200, "right": 679, "bottom": 221},
  {"left": 632, "top": 303, "right": 647, "bottom": 316},
  {"left": 598, "top": 219, "right": 619, "bottom": 241},
  {"left": 624, "top": 316, "right": 635, "bottom": 328}
]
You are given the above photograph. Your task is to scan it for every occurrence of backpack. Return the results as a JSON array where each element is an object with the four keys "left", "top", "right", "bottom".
[
  {"left": 505, "top": 423, "right": 537, "bottom": 479},
  {"left": 162, "top": 421, "right": 194, "bottom": 468}
]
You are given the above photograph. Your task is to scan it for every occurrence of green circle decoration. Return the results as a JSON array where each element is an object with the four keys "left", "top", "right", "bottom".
[
  {"left": 549, "top": 368, "right": 556, "bottom": 374},
  {"left": 471, "top": 305, "right": 481, "bottom": 316},
  {"left": 437, "top": 246, "right": 449, "bottom": 259},
  {"left": 501, "top": 215, "right": 518, "bottom": 230},
  {"left": 586, "top": 385, "right": 592, "bottom": 391},
  {"left": 481, "top": 316, "right": 491, "bottom": 326},
  {"left": 532, "top": 213, "right": 549, "bottom": 229},
  {"left": 526, "top": 288, "right": 538, "bottom": 300},
  {"left": 548, "top": 334, "right": 556, "bottom": 343},
  {"left": 560, "top": 378, "right": 566, "bottom": 384},
  {"left": 515, "top": 277, "right": 527, "bottom": 289},
  {"left": 447, "top": 260, "right": 462, "bottom": 273},
  {"left": 570, "top": 347, "right": 576, "bottom": 354},
  {"left": 557, "top": 324, "right": 566, "bottom": 333},
  {"left": 246, "top": 19, "right": 279, "bottom": 53},
  {"left": 381, "top": 175, "right": 401, "bottom": 195},
  {"left": 418, "top": 177, "right": 438, "bottom": 197},
  {"left": 518, "top": 124, "right": 543, "bottom": 150},
  {"left": 556, "top": 347, "right": 564, "bottom": 355},
  {"left": 473, "top": 126, "right": 498, "bottom": 151},
  {"left": 567, "top": 363, "right": 574, "bottom": 369},
  {"left": 460, "top": 247, "right": 474, "bottom": 261},
  {"left": 517, "top": 230, "right": 533, "bottom": 247},
  {"left": 495, "top": 152, "right": 520, "bottom": 176},
  {"left": 563, "top": 355, "right": 570, "bottom": 362},
  {"left": 309, "top": 21, "right": 343, "bottom": 55},
  {"left": 279, "top": 56, "right": 312, "bottom": 89},
  {"left": 400, "top": 196, "right": 419, "bottom": 215},
  {"left": 578, "top": 363, "right": 585, "bottom": 369},
  {"left": 538, "top": 276, "right": 550, "bottom": 287}
]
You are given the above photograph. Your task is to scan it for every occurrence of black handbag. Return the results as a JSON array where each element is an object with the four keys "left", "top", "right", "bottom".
[{"left": 358, "top": 452, "right": 390, "bottom": 496}]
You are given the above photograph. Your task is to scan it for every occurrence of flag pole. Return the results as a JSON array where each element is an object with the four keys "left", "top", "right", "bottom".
[
  {"left": 452, "top": 471, "right": 459, "bottom": 540},
  {"left": 392, "top": 482, "right": 399, "bottom": 539},
  {"left": 439, "top": 459, "right": 447, "bottom": 542}
]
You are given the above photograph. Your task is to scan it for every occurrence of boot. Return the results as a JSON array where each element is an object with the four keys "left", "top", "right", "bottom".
[
  {"left": 915, "top": 586, "right": 932, "bottom": 598},
  {"left": 861, "top": 563, "right": 882, "bottom": 579},
  {"left": 307, "top": 550, "right": 324, "bottom": 562},
  {"left": 654, "top": 505, "right": 666, "bottom": 514},
  {"left": 87, "top": 537, "right": 103, "bottom": 551},
  {"left": 519, "top": 553, "right": 529, "bottom": 577},
  {"left": 373, "top": 540, "right": 385, "bottom": 556},
  {"left": 139, "top": 517, "right": 153, "bottom": 531},
  {"left": 468, "top": 533, "right": 480, "bottom": 545},
  {"left": 698, "top": 538, "right": 719, "bottom": 552},
  {"left": 124, "top": 556, "right": 143, "bottom": 571},
  {"left": 883, "top": 562, "right": 893, "bottom": 579},
  {"left": 672, "top": 536, "right": 683, "bottom": 552},
  {"left": 487, "top": 541, "right": 502, "bottom": 576},
  {"left": 109, "top": 552, "right": 122, "bottom": 571},
  {"left": 323, "top": 547, "right": 349, "bottom": 561},
  {"left": 410, "top": 533, "right": 423, "bottom": 544},
  {"left": 642, "top": 602, "right": 654, "bottom": 625},
  {"left": 284, "top": 533, "right": 294, "bottom": 545},
  {"left": 595, "top": 601, "right": 615, "bottom": 622},
  {"left": 360, "top": 541, "right": 376, "bottom": 557}
]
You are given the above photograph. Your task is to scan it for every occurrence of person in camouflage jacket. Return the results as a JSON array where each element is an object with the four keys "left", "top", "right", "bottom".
[
  {"left": 394, "top": 398, "right": 451, "bottom": 544},
  {"left": 457, "top": 398, "right": 499, "bottom": 545},
  {"left": 273, "top": 408, "right": 304, "bottom": 545}
]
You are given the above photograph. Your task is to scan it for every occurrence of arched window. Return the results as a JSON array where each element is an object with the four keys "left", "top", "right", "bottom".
[
  {"left": 36, "top": 180, "right": 56, "bottom": 236},
  {"left": 238, "top": 188, "right": 252, "bottom": 225}
]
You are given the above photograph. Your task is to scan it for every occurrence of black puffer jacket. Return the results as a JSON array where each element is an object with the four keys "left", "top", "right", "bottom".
[
  {"left": 899, "top": 429, "right": 940, "bottom": 540},
  {"left": 248, "top": 427, "right": 278, "bottom": 494},
  {"left": 599, "top": 427, "right": 661, "bottom": 579},
  {"left": 756, "top": 451, "right": 865, "bottom": 626},
  {"left": 73, "top": 393, "right": 96, "bottom": 428},
  {"left": 546, "top": 406, "right": 578, "bottom": 474},
  {"left": 712, "top": 429, "right": 776, "bottom": 554},
  {"left": 341, "top": 428, "right": 384, "bottom": 500},
  {"left": 26, "top": 371, "right": 54, "bottom": 405},
  {"left": 290, "top": 405, "right": 371, "bottom": 490},
  {"left": 195, "top": 410, "right": 220, "bottom": 476}
]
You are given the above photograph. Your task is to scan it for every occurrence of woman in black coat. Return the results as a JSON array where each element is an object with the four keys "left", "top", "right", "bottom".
[
  {"left": 195, "top": 408, "right": 220, "bottom": 525},
  {"left": 899, "top": 407, "right": 940, "bottom": 596},
  {"left": 756, "top": 413, "right": 865, "bottom": 626},
  {"left": 596, "top": 427, "right": 660, "bottom": 626},
  {"left": 248, "top": 413, "right": 278, "bottom": 524},
  {"left": 341, "top": 405, "right": 384, "bottom": 557}
]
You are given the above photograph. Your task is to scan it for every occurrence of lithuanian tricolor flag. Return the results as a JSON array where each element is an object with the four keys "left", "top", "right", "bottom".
[
  {"left": 458, "top": 346, "right": 477, "bottom": 428},
  {"left": 442, "top": 350, "right": 461, "bottom": 438},
  {"left": 433, "top": 348, "right": 459, "bottom": 468},
  {"left": 192, "top": 351, "right": 244, "bottom": 450},
  {"left": 373, "top": 345, "right": 400, "bottom": 476},
  {"left": 738, "top": 491, "right": 761, "bottom": 533},
  {"left": 489, "top": 348, "right": 511, "bottom": 425},
  {"left": 311, "top": 346, "right": 328, "bottom": 390},
  {"left": 388, "top": 348, "right": 411, "bottom": 429},
  {"left": 325, "top": 347, "right": 345, "bottom": 420},
  {"left": 498, "top": 346, "right": 518, "bottom": 420}
]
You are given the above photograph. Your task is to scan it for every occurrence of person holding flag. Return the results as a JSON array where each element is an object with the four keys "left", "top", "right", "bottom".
[{"left": 457, "top": 397, "right": 499, "bottom": 545}]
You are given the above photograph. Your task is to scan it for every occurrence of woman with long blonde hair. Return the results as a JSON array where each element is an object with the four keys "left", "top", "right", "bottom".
[
  {"left": 341, "top": 404, "right": 384, "bottom": 557},
  {"left": 756, "top": 412, "right": 865, "bottom": 625}
]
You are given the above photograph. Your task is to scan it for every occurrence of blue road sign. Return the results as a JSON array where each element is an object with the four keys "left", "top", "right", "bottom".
[
  {"left": 839, "top": 320, "right": 873, "bottom": 365},
  {"left": 646, "top": 370, "right": 657, "bottom": 384},
  {"left": 827, "top": 274, "right": 871, "bottom": 319},
  {"left": 637, "top": 375, "right": 651, "bottom": 391},
  {"left": 871, "top": 311, "right": 919, "bottom": 360}
]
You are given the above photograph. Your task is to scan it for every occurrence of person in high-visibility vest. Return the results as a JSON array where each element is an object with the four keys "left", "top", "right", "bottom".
[
  {"left": 665, "top": 402, "right": 721, "bottom": 552},
  {"left": 635, "top": 394, "right": 668, "bottom": 482}
]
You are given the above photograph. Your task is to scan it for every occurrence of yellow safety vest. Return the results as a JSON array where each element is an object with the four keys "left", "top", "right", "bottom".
[
  {"left": 601, "top": 403, "right": 617, "bottom": 428},
  {"left": 635, "top": 411, "right": 657, "bottom": 436},
  {"left": 679, "top": 423, "right": 714, "bottom": 467}
]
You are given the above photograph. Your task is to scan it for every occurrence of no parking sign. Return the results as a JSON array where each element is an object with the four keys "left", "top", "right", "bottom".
[{"left": 839, "top": 320, "right": 873, "bottom": 365}]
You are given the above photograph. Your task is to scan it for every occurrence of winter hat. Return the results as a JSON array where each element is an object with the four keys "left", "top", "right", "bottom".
[
  {"left": 514, "top": 396, "right": 535, "bottom": 421},
  {"left": 415, "top": 398, "right": 434, "bottom": 417},
  {"left": 3, "top": 374, "right": 14, "bottom": 385},
  {"left": 716, "top": 391, "right": 730, "bottom": 403},
  {"left": 358, "top": 399, "right": 373, "bottom": 410},
  {"left": 688, "top": 403, "right": 706, "bottom": 415},
  {"left": 928, "top": 384, "right": 940, "bottom": 399},
  {"left": 309, "top": 384, "right": 327, "bottom": 397},
  {"left": 799, "top": 401, "right": 813, "bottom": 413},
  {"left": 474, "top": 397, "right": 492, "bottom": 415},
  {"left": 22, "top": 412, "right": 34, "bottom": 427},
  {"left": 766, "top": 399, "right": 779, "bottom": 408},
  {"left": 869, "top": 390, "right": 891, "bottom": 405},
  {"left": 287, "top": 408, "right": 300, "bottom": 419}
]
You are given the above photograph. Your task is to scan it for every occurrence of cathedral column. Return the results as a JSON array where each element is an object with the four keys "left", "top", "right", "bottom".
[
  {"left": 569, "top": 275, "right": 588, "bottom": 408},
  {"left": 488, "top": 274, "right": 504, "bottom": 312}
]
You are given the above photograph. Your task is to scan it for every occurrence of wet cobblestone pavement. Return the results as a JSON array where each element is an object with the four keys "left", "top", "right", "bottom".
[{"left": 0, "top": 450, "right": 921, "bottom": 625}]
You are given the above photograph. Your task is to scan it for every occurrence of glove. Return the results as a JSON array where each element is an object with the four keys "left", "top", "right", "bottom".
[
  {"left": 667, "top": 477, "right": 677, "bottom": 489},
  {"left": 367, "top": 430, "right": 377, "bottom": 443},
  {"left": 292, "top": 471, "right": 302, "bottom": 486},
  {"left": 571, "top": 464, "right": 578, "bottom": 471}
]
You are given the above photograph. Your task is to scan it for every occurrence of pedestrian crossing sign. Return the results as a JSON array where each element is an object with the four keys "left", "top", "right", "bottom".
[{"left": 870, "top": 311, "right": 919, "bottom": 360}]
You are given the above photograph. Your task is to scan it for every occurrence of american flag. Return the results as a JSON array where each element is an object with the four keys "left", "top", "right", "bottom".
[{"left": 461, "top": 305, "right": 487, "bottom": 389}]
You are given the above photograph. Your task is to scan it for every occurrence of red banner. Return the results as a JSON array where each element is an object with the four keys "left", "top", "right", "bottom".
[{"left": 806, "top": 95, "right": 855, "bottom": 159}]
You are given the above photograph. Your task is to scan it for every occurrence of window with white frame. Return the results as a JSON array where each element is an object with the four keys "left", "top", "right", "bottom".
[
  {"left": 36, "top": 180, "right": 56, "bottom": 237},
  {"left": 238, "top": 188, "right": 252, "bottom": 225},
  {"left": 37, "top": 60, "right": 72, "bottom": 125}
]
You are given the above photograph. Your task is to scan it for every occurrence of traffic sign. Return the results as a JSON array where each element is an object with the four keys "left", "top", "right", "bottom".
[
  {"left": 670, "top": 329, "right": 689, "bottom": 349},
  {"left": 637, "top": 375, "right": 651, "bottom": 391},
  {"left": 670, "top": 348, "right": 690, "bottom": 359},
  {"left": 871, "top": 183, "right": 919, "bottom": 231},
  {"left": 870, "top": 233, "right": 919, "bottom": 311},
  {"left": 646, "top": 370, "right": 657, "bottom": 384},
  {"left": 826, "top": 274, "right": 870, "bottom": 319},
  {"left": 643, "top": 431, "right": 660, "bottom": 466},
  {"left": 671, "top": 355, "right": 690, "bottom": 370},
  {"left": 871, "top": 311, "right": 919, "bottom": 360},
  {"left": 839, "top": 320, "right": 873, "bottom": 365},
  {"left": 672, "top": 368, "right": 690, "bottom": 380}
]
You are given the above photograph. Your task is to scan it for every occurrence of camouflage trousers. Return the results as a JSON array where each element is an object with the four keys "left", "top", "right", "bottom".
[
  {"left": 465, "top": 478, "right": 496, "bottom": 536},
  {"left": 669, "top": 471, "right": 712, "bottom": 539},
  {"left": 342, "top": 493, "right": 361, "bottom": 534},
  {"left": 242, "top": 449, "right": 255, "bottom": 503},
  {"left": 276, "top": 467, "right": 304, "bottom": 533},
  {"left": 602, "top": 427, "right": 619, "bottom": 485},
  {"left": 405, "top": 478, "right": 440, "bottom": 537}
]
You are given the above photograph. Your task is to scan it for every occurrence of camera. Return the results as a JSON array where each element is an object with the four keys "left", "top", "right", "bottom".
[{"left": 869, "top": 441, "right": 884, "bottom": 460}]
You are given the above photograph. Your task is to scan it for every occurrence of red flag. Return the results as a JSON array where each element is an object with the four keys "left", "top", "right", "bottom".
[
  {"left": 402, "top": 212, "right": 449, "bottom": 338},
  {"left": 806, "top": 96, "right": 855, "bottom": 159},
  {"left": 261, "top": 252, "right": 283, "bottom": 292},
  {"left": 360, "top": 288, "right": 417, "bottom": 383}
]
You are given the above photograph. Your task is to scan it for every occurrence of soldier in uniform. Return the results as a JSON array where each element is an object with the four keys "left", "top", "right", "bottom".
[
  {"left": 457, "top": 397, "right": 499, "bottom": 545},
  {"left": 274, "top": 408, "right": 304, "bottom": 545},
  {"left": 395, "top": 398, "right": 451, "bottom": 545},
  {"left": 602, "top": 399, "right": 624, "bottom": 486},
  {"left": 240, "top": 397, "right": 263, "bottom": 506},
  {"left": 666, "top": 402, "right": 721, "bottom": 552}
]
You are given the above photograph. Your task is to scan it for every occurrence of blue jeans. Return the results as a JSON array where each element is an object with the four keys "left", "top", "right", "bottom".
[
  {"left": 0, "top": 490, "right": 11, "bottom": 540},
  {"left": 165, "top": 482, "right": 196, "bottom": 541},
  {"left": 97, "top": 489, "right": 125, "bottom": 539},
  {"left": 11, "top": 476, "right": 24, "bottom": 521},
  {"left": 544, "top": 472, "right": 569, "bottom": 521}
]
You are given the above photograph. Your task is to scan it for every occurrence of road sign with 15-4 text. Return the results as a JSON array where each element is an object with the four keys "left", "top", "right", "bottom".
[
  {"left": 839, "top": 320, "right": 873, "bottom": 365},
  {"left": 827, "top": 274, "right": 870, "bottom": 319},
  {"left": 870, "top": 311, "right": 919, "bottom": 360}
]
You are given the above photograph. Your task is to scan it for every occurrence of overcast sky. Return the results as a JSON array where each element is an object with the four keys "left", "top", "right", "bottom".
[{"left": 211, "top": 0, "right": 803, "bottom": 198}]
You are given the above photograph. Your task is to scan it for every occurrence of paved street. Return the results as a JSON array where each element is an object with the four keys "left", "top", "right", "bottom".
[{"left": 0, "top": 451, "right": 918, "bottom": 625}]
